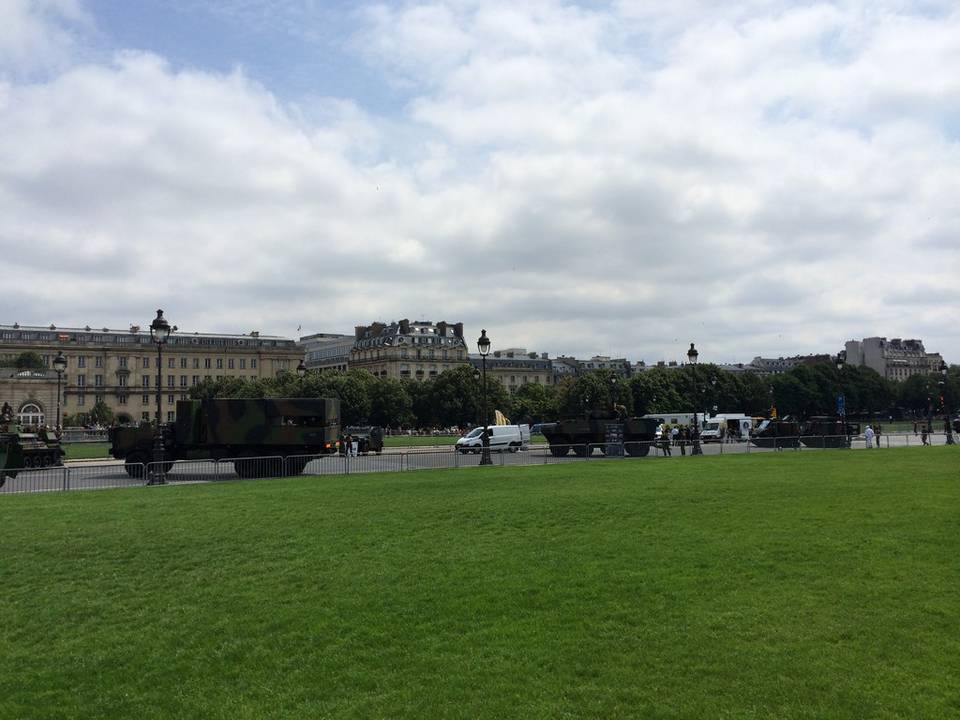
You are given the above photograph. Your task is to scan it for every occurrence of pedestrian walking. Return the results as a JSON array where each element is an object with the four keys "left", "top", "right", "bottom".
[
  {"left": 913, "top": 421, "right": 918, "bottom": 436},
  {"left": 660, "top": 428, "right": 672, "bottom": 457},
  {"left": 864, "top": 425, "right": 875, "bottom": 449},
  {"left": 679, "top": 426, "right": 687, "bottom": 456},
  {"left": 874, "top": 424, "right": 881, "bottom": 448},
  {"left": 921, "top": 426, "right": 929, "bottom": 446}
]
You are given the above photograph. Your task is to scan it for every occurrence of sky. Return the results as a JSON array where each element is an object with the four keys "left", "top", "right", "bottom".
[{"left": 1, "top": 0, "right": 958, "bottom": 365}]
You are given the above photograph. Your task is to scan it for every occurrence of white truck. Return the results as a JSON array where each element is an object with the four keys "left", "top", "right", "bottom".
[
  {"left": 456, "top": 424, "right": 530, "bottom": 453},
  {"left": 700, "top": 414, "right": 754, "bottom": 442}
]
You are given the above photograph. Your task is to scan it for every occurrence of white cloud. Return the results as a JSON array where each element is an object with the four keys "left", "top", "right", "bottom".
[
  {"left": 0, "top": 1, "right": 958, "bottom": 363},
  {"left": 0, "top": 0, "right": 90, "bottom": 76}
]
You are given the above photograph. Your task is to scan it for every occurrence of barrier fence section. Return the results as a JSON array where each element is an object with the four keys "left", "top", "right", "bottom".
[{"left": 1, "top": 433, "right": 954, "bottom": 495}]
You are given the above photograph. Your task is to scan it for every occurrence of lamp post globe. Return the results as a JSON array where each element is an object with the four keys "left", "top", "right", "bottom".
[
  {"left": 149, "top": 309, "right": 172, "bottom": 484},
  {"left": 52, "top": 351, "right": 67, "bottom": 433},
  {"left": 477, "top": 329, "right": 493, "bottom": 466},
  {"left": 687, "top": 343, "right": 703, "bottom": 455}
]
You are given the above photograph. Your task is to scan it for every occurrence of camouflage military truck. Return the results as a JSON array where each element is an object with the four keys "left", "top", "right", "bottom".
[
  {"left": 342, "top": 426, "right": 385, "bottom": 454},
  {"left": 109, "top": 398, "right": 340, "bottom": 478},
  {"left": 540, "top": 411, "right": 658, "bottom": 457},
  {"left": 0, "top": 403, "right": 65, "bottom": 487},
  {"left": 800, "top": 417, "right": 860, "bottom": 448},
  {"left": 749, "top": 419, "right": 802, "bottom": 448}
]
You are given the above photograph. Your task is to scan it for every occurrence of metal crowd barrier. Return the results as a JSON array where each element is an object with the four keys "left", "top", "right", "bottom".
[{"left": 1, "top": 433, "right": 954, "bottom": 495}]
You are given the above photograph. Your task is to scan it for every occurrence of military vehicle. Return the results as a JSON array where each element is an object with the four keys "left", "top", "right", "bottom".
[
  {"left": 341, "top": 425, "right": 385, "bottom": 455},
  {"left": 0, "top": 403, "right": 65, "bottom": 487},
  {"left": 109, "top": 398, "right": 341, "bottom": 478},
  {"left": 750, "top": 419, "right": 802, "bottom": 448},
  {"left": 540, "top": 411, "right": 658, "bottom": 457},
  {"left": 799, "top": 417, "right": 860, "bottom": 448}
]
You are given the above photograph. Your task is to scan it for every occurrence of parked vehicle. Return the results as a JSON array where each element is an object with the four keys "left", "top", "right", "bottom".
[
  {"left": 800, "top": 417, "right": 860, "bottom": 448},
  {"left": 0, "top": 422, "right": 64, "bottom": 487},
  {"left": 701, "top": 413, "right": 754, "bottom": 442},
  {"left": 109, "top": 398, "right": 341, "bottom": 478},
  {"left": 540, "top": 411, "right": 658, "bottom": 457},
  {"left": 750, "top": 419, "right": 802, "bottom": 448},
  {"left": 456, "top": 424, "right": 530, "bottom": 453},
  {"left": 341, "top": 425, "right": 384, "bottom": 454}
]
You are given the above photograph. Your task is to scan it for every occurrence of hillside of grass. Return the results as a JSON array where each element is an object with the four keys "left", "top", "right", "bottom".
[{"left": 2, "top": 449, "right": 957, "bottom": 719}]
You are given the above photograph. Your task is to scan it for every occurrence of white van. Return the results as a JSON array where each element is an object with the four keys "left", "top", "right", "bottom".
[
  {"left": 701, "top": 414, "right": 753, "bottom": 442},
  {"left": 456, "top": 424, "right": 530, "bottom": 453}
]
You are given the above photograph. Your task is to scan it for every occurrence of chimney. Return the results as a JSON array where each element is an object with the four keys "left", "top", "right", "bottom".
[
  {"left": 355, "top": 325, "right": 365, "bottom": 340},
  {"left": 399, "top": 319, "right": 410, "bottom": 335},
  {"left": 436, "top": 321, "right": 447, "bottom": 337},
  {"left": 453, "top": 322, "right": 463, "bottom": 338}
]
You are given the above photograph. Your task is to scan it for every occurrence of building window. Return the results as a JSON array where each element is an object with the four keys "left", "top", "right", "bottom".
[
  {"left": 95, "top": 356, "right": 103, "bottom": 368},
  {"left": 77, "top": 356, "right": 86, "bottom": 368},
  {"left": 167, "top": 411, "right": 175, "bottom": 422},
  {"left": 180, "top": 376, "right": 188, "bottom": 387},
  {"left": 167, "top": 375, "right": 175, "bottom": 387},
  {"left": 119, "top": 357, "right": 128, "bottom": 368},
  {"left": 142, "top": 375, "right": 150, "bottom": 387},
  {"left": 142, "top": 395, "right": 150, "bottom": 405},
  {"left": 18, "top": 403, "right": 44, "bottom": 428},
  {"left": 77, "top": 375, "right": 86, "bottom": 387},
  {"left": 77, "top": 394, "right": 85, "bottom": 406},
  {"left": 216, "top": 358, "right": 223, "bottom": 369},
  {"left": 193, "top": 357, "right": 200, "bottom": 369},
  {"left": 119, "top": 376, "right": 127, "bottom": 387},
  {"left": 239, "top": 359, "right": 246, "bottom": 369},
  {"left": 168, "top": 394, "right": 175, "bottom": 405},
  {"left": 94, "top": 375, "right": 103, "bottom": 387},
  {"left": 118, "top": 394, "right": 128, "bottom": 405},
  {"left": 228, "top": 359, "right": 234, "bottom": 369},
  {"left": 168, "top": 357, "right": 175, "bottom": 369},
  {"left": 204, "top": 358, "right": 211, "bottom": 369},
  {"left": 192, "top": 375, "right": 199, "bottom": 385},
  {"left": 251, "top": 359, "right": 257, "bottom": 369},
  {"left": 180, "top": 357, "right": 187, "bottom": 368},
  {"left": 142, "top": 357, "right": 149, "bottom": 369},
  {"left": 141, "top": 412, "right": 150, "bottom": 422}
]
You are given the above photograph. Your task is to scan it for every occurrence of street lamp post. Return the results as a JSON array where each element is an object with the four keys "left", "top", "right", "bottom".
[
  {"left": 149, "top": 309, "right": 172, "bottom": 484},
  {"left": 296, "top": 359, "right": 307, "bottom": 393},
  {"left": 940, "top": 360, "right": 954, "bottom": 446},
  {"left": 477, "top": 329, "right": 493, "bottom": 466},
  {"left": 687, "top": 343, "right": 703, "bottom": 455},
  {"left": 835, "top": 352, "right": 848, "bottom": 446},
  {"left": 52, "top": 351, "right": 67, "bottom": 433}
]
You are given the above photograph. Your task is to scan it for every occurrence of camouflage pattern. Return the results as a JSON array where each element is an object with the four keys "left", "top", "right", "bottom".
[
  {"left": 750, "top": 419, "right": 802, "bottom": 448},
  {"left": 1, "top": 422, "right": 64, "bottom": 485},
  {"left": 800, "top": 417, "right": 860, "bottom": 448},
  {"left": 540, "top": 411, "right": 658, "bottom": 457},
  {"left": 110, "top": 398, "right": 341, "bottom": 469}
]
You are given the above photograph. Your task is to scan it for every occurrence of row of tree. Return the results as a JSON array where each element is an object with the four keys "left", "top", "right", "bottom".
[{"left": 185, "top": 362, "right": 959, "bottom": 429}]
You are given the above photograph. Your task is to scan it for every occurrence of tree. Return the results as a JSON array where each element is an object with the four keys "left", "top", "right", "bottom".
[
  {"left": 368, "top": 377, "right": 413, "bottom": 428},
  {"left": 12, "top": 351, "right": 45, "bottom": 370},
  {"left": 89, "top": 399, "right": 114, "bottom": 426},
  {"left": 557, "top": 370, "right": 631, "bottom": 417},
  {"left": 508, "top": 383, "right": 558, "bottom": 425}
]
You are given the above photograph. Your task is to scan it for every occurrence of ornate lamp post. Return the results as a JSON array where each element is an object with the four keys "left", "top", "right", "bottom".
[
  {"left": 52, "top": 351, "right": 67, "bottom": 433},
  {"left": 149, "top": 309, "right": 172, "bottom": 484},
  {"left": 687, "top": 342, "right": 703, "bottom": 455},
  {"left": 477, "top": 329, "right": 493, "bottom": 466},
  {"left": 940, "top": 360, "right": 954, "bottom": 445},
  {"left": 296, "top": 359, "right": 307, "bottom": 393}
]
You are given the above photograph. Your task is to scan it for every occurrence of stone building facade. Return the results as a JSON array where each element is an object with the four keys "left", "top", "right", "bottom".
[
  {"left": 844, "top": 337, "right": 943, "bottom": 382},
  {"left": 469, "top": 348, "right": 553, "bottom": 392},
  {"left": 349, "top": 319, "right": 469, "bottom": 380},
  {"left": 0, "top": 323, "right": 302, "bottom": 425}
]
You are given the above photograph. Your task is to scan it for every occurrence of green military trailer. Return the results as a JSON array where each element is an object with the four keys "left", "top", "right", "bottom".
[
  {"left": 540, "top": 411, "right": 658, "bottom": 457},
  {"left": 109, "top": 398, "right": 341, "bottom": 478},
  {"left": 1, "top": 402, "right": 65, "bottom": 487}
]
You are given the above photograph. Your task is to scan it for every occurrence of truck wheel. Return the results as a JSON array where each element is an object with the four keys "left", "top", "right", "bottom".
[
  {"left": 508, "top": 443, "right": 520, "bottom": 453},
  {"left": 125, "top": 452, "right": 148, "bottom": 478},
  {"left": 624, "top": 442, "right": 651, "bottom": 457}
]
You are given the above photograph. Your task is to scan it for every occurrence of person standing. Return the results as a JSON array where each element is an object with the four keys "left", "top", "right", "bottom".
[
  {"left": 875, "top": 424, "right": 881, "bottom": 448},
  {"left": 921, "top": 426, "right": 929, "bottom": 446},
  {"left": 864, "top": 425, "right": 875, "bottom": 449}
]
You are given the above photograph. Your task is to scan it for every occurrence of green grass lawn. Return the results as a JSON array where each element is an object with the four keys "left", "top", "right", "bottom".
[
  {"left": 2, "top": 449, "right": 958, "bottom": 719},
  {"left": 62, "top": 441, "right": 111, "bottom": 460}
]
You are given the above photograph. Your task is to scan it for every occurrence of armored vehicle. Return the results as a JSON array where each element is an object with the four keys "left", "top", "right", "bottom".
[
  {"left": 540, "top": 411, "right": 658, "bottom": 457},
  {"left": 750, "top": 419, "right": 802, "bottom": 448},
  {"left": 0, "top": 404, "right": 64, "bottom": 487},
  {"left": 342, "top": 425, "right": 385, "bottom": 454},
  {"left": 800, "top": 417, "right": 860, "bottom": 448},
  {"left": 109, "top": 398, "right": 341, "bottom": 478}
]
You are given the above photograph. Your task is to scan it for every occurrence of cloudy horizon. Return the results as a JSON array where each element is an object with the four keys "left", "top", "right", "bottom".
[{"left": 1, "top": 0, "right": 958, "bottom": 365}]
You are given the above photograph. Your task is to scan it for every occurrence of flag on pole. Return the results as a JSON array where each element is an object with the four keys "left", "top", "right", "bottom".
[{"left": 494, "top": 410, "right": 510, "bottom": 425}]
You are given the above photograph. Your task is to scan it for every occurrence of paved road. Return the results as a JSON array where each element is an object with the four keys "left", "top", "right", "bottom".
[{"left": 2, "top": 433, "right": 954, "bottom": 495}]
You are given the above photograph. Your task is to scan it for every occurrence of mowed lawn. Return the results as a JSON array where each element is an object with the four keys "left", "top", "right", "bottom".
[{"left": 1, "top": 450, "right": 958, "bottom": 719}]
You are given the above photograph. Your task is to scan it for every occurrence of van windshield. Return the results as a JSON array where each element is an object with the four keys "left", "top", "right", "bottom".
[{"left": 465, "top": 427, "right": 484, "bottom": 438}]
